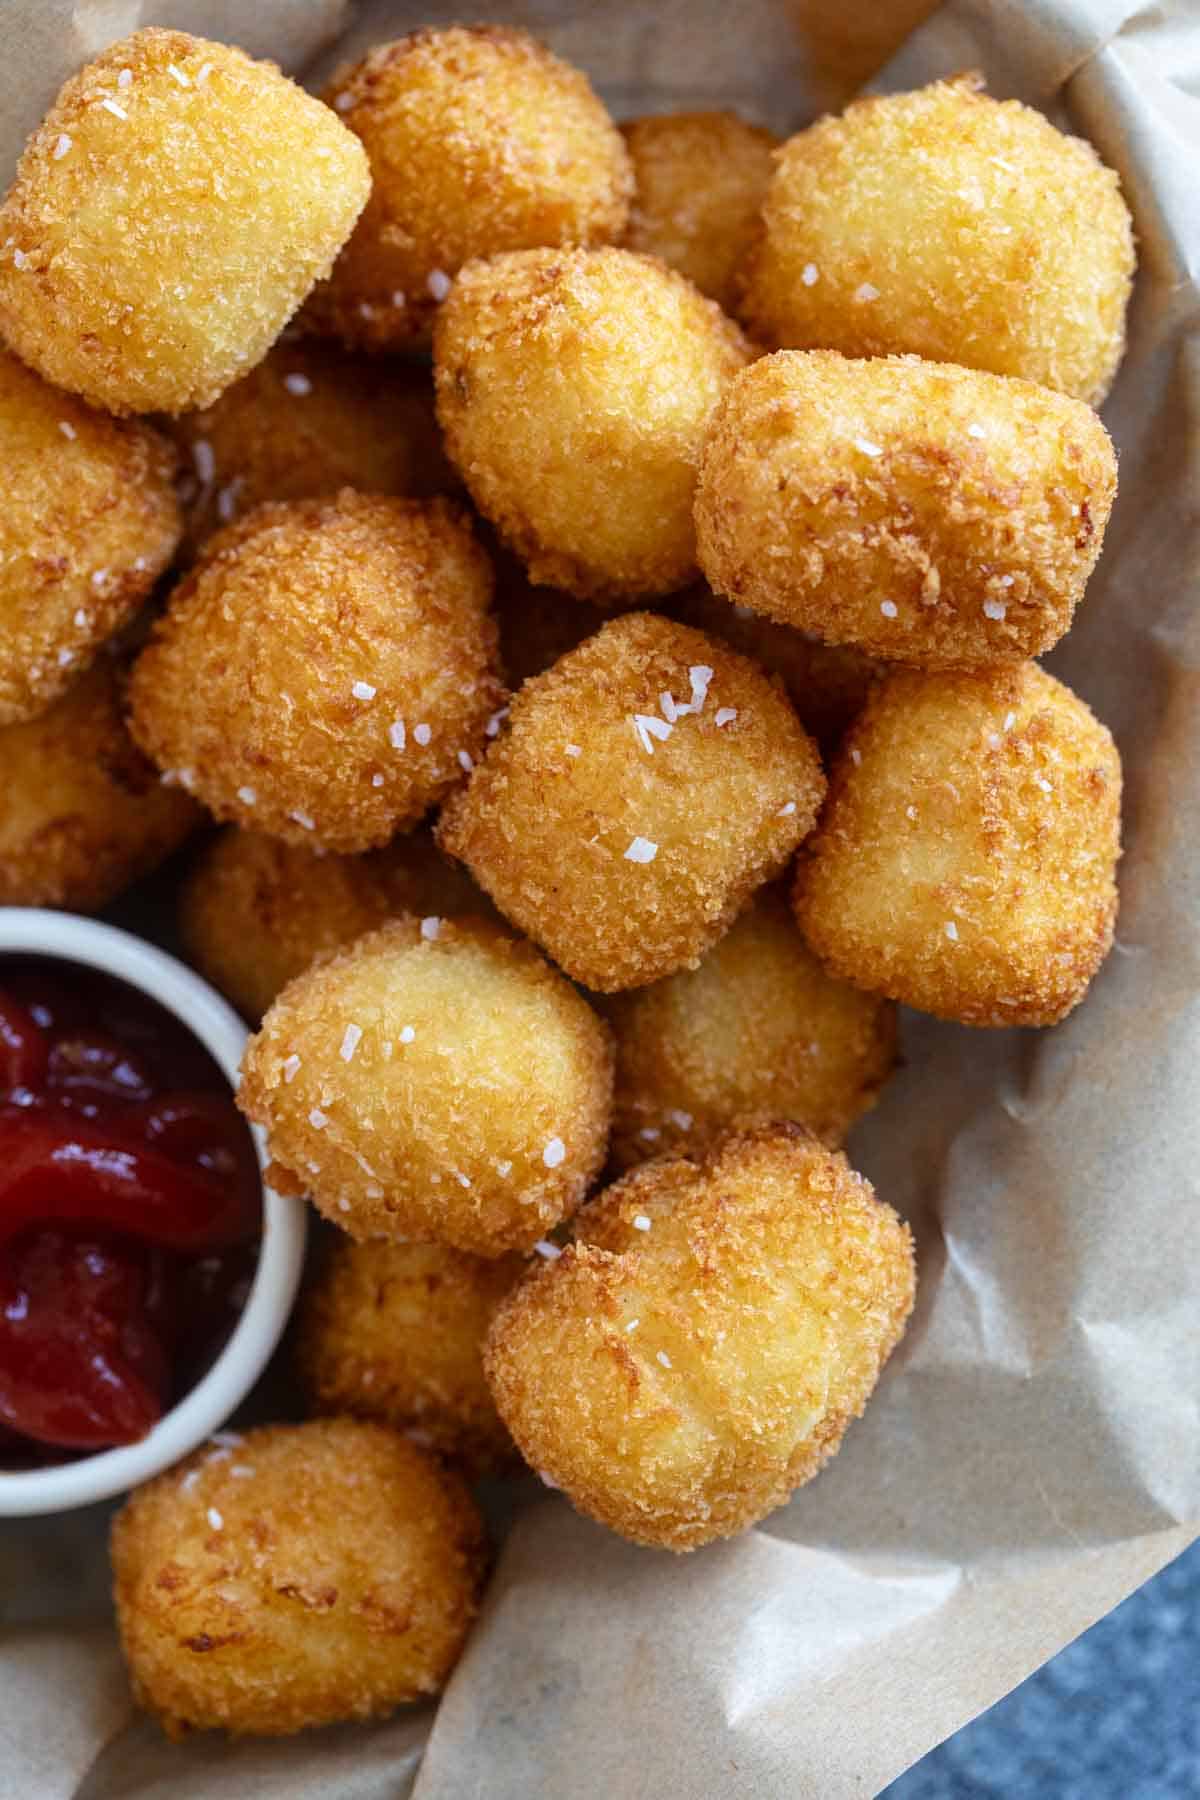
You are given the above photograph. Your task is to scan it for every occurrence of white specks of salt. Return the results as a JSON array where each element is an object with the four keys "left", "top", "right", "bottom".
[
  {"left": 168, "top": 63, "right": 191, "bottom": 87},
  {"left": 967, "top": 423, "right": 987, "bottom": 441},
  {"left": 57, "top": 649, "right": 74, "bottom": 667},
  {"left": 420, "top": 916, "right": 440, "bottom": 941},
  {"left": 413, "top": 722, "right": 432, "bottom": 746},
  {"left": 290, "top": 810, "right": 315, "bottom": 831},
  {"left": 237, "top": 785, "right": 257, "bottom": 806},
  {"left": 660, "top": 691, "right": 680, "bottom": 723},
  {"left": 117, "top": 69, "right": 132, "bottom": 88},
  {"left": 196, "top": 62, "right": 214, "bottom": 86},
  {"left": 486, "top": 707, "right": 509, "bottom": 737},
  {"left": 216, "top": 479, "right": 242, "bottom": 523},
  {"left": 689, "top": 664, "right": 714, "bottom": 709},
  {"left": 335, "top": 90, "right": 353, "bottom": 111},
  {"left": 457, "top": 749, "right": 474, "bottom": 772},
  {"left": 91, "top": 568, "right": 109, "bottom": 591},
  {"left": 10, "top": 249, "right": 29, "bottom": 270},
  {"left": 667, "top": 1110, "right": 693, "bottom": 1131},
  {"left": 564, "top": 743, "right": 582, "bottom": 757},
  {"left": 53, "top": 134, "right": 72, "bottom": 159},
  {"left": 1036, "top": 776, "right": 1053, "bottom": 794},
  {"left": 944, "top": 921, "right": 959, "bottom": 942},
  {"left": 625, "top": 1317, "right": 640, "bottom": 1332},
  {"left": 282, "top": 1054, "right": 301, "bottom": 1083},
  {"left": 230, "top": 1464, "right": 255, "bottom": 1478},
  {"left": 854, "top": 437, "right": 883, "bottom": 458},
  {"left": 192, "top": 439, "right": 215, "bottom": 483},
  {"left": 983, "top": 599, "right": 1007, "bottom": 621},
  {"left": 657, "top": 1351, "right": 673, "bottom": 1369},
  {"left": 715, "top": 707, "right": 737, "bottom": 727},
  {"left": 352, "top": 680, "right": 376, "bottom": 701},
  {"left": 73, "top": 608, "right": 88, "bottom": 627},
  {"left": 1004, "top": 711, "right": 1017, "bottom": 731},
  {"left": 389, "top": 718, "right": 406, "bottom": 749},
  {"left": 633, "top": 713, "right": 671, "bottom": 753},
  {"left": 338, "top": 1198, "right": 351, "bottom": 1213},
  {"left": 101, "top": 97, "right": 128, "bottom": 120},
  {"left": 639, "top": 1127, "right": 660, "bottom": 1142},
  {"left": 309, "top": 1108, "right": 329, "bottom": 1129},
  {"left": 283, "top": 372, "right": 312, "bottom": 396},
  {"left": 999, "top": 574, "right": 1015, "bottom": 588},
  {"left": 625, "top": 837, "right": 658, "bottom": 864},
  {"left": 533, "top": 1240, "right": 561, "bottom": 1260},
  {"left": 496, "top": 1159, "right": 513, "bottom": 1178},
  {"left": 778, "top": 800, "right": 797, "bottom": 817},
  {"left": 802, "top": 262, "right": 819, "bottom": 286},
  {"left": 371, "top": 773, "right": 385, "bottom": 787},
  {"left": 340, "top": 1023, "right": 362, "bottom": 1063},
  {"left": 986, "top": 733, "right": 1002, "bottom": 750},
  {"left": 850, "top": 747, "right": 862, "bottom": 765},
  {"left": 880, "top": 600, "right": 898, "bottom": 619},
  {"left": 59, "top": 420, "right": 77, "bottom": 439},
  {"left": 399, "top": 1025, "right": 415, "bottom": 1044},
  {"left": 543, "top": 1137, "right": 566, "bottom": 1169},
  {"left": 427, "top": 269, "right": 452, "bottom": 301},
  {"left": 181, "top": 1469, "right": 200, "bottom": 1493},
  {"left": 207, "top": 1507, "right": 223, "bottom": 1530},
  {"left": 632, "top": 1214, "right": 652, "bottom": 1232},
  {"left": 854, "top": 282, "right": 879, "bottom": 302}
]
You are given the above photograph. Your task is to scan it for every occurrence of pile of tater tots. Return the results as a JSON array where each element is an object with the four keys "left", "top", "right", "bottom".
[{"left": 0, "top": 23, "right": 1131, "bottom": 1740}]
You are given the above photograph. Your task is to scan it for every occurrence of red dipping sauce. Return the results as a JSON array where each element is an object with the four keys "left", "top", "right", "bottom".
[{"left": 0, "top": 958, "right": 261, "bottom": 1464}]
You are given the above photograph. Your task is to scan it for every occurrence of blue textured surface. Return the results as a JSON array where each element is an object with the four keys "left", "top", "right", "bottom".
[{"left": 885, "top": 1541, "right": 1200, "bottom": 1797}]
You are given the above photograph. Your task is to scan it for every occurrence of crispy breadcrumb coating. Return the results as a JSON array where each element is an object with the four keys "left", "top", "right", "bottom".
[
  {"left": 739, "top": 73, "right": 1134, "bottom": 405},
  {"left": 0, "top": 29, "right": 369, "bottom": 414},
  {"left": 485, "top": 1122, "right": 915, "bottom": 1550},
  {"left": 238, "top": 917, "right": 613, "bottom": 1257},
  {"left": 434, "top": 247, "right": 752, "bottom": 601},
  {"left": 695, "top": 350, "right": 1117, "bottom": 669},
  {"left": 794, "top": 662, "right": 1122, "bottom": 1026},
  {"left": 305, "top": 25, "right": 631, "bottom": 349},
  {"left": 296, "top": 1239, "right": 522, "bottom": 1472},
  {"left": 168, "top": 342, "right": 456, "bottom": 557},
  {"left": 0, "top": 658, "right": 200, "bottom": 910},
  {"left": 128, "top": 492, "right": 502, "bottom": 853},
  {"left": 111, "top": 1419, "right": 485, "bottom": 1738},
  {"left": 669, "top": 585, "right": 879, "bottom": 752},
  {"left": 178, "top": 826, "right": 491, "bottom": 1021},
  {"left": 604, "top": 887, "right": 896, "bottom": 1170},
  {"left": 0, "top": 349, "right": 180, "bottom": 725},
  {"left": 437, "top": 612, "right": 825, "bottom": 991},
  {"left": 621, "top": 110, "right": 778, "bottom": 313}
]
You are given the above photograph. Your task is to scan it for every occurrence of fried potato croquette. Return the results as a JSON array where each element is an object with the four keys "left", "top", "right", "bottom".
[
  {"left": 485, "top": 1122, "right": 915, "bottom": 1550},
  {"left": 621, "top": 110, "right": 778, "bottom": 313},
  {"left": 605, "top": 887, "right": 896, "bottom": 1170},
  {"left": 169, "top": 343, "right": 456, "bottom": 557},
  {"left": 178, "top": 826, "right": 490, "bottom": 1021},
  {"left": 111, "top": 1419, "right": 486, "bottom": 1737},
  {"left": 696, "top": 351, "right": 1117, "bottom": 670},
  {"left": 305, "top": 25, "right": 632, "bottom": 350},
  {"left": 434, "top": 247, "right": 752, "bottom": 601},
  {"left": 128, "top": 492, "right": 502, "bottom": 854},
  {"left": 740, "top": 73, "right": 1134, "bottom": 406},
  {"left": 0, "top": 350, "right": 181, "bottom": 725},
  {"left": 0, "top": 29, "right": 369, "bottom": 415},
  {"left": 0, "top": 659, "right": 200, "bottom": 910},
  {"left": 794, "top": 662, "right": 1122, "bottom": 1026},
  {"left": 297, "top": 1240, "right": 522, "bottom": 1472},
  {"left": 438, "top": 613, "right": 825, "bottom": 991},
  {"left": 239, "top": 918, "right": 613, "bottom": 1256},
  {"left": 670, "top": 585, "right": 879, "bottom": 752}
]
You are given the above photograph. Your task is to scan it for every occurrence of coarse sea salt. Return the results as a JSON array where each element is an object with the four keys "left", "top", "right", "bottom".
[
  {"left": 534, "top": 1240, "right": 561, "bottom": 1260},
  {"left": 420, "top": 916, "right": 440, "bottom": 941},
  {"left": 625, "top": 837, "right": 657, "bottom": 864},
  {"left": 339, "top": 1023, "right": 363, "bottom": 1062},
  {"left": 237, "top": 786, "right": 257, "bottom": 806},
  {"left": 352, "top": 680, "right": 376, "bottom": 701},
  {"left": 283, "top": 1054, "right": 301, "bottom": 1083},
  {"left": 715, "top": 707, "right": 737, "bottom": 727},
  {"left": 284, "top": 372, "right": 312, "bottom": 396},
  {"left": 543, "top": 1137, "right": 566, "bottom": 1168},
  {"left": 632, "top": 1214, "right": 652, "bottom": 1232}
]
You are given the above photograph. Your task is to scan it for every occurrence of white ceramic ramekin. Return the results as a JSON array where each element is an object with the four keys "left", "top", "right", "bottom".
[{"left": 0, "top": 909, "right": 306, "bottom": 1517}]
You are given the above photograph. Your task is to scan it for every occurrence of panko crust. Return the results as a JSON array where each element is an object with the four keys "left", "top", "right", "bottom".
[
  {"left": 168, "top": 342, "right": 457, "bottom": 558},
  {"left": 485, "top": 1122, "right": 915, "bottom": 1550},
  {"left": 739, "top": 73, "right": 1135, "bottom": 406},
  {"left": 604, "top": 886, "right": 897, "bottom": 1170},
  {"left": 296, "top": 1239, "right": 523, "bottom": 1472},
  {"left": 128, "top": 491, "right": 503, "bottom": 854},
  {"left": 433, "top": 247, "right": 753, "bottom": 601},
  {"left": 668, "top": 584, "right": 880, "bottom": 752},
  {"left": 238, "top": 916, "right": 614, "bottom": 1257},
  {"left": 695, "top": 350, "right": 1117, "bottom": 669},
  {"left": 794, "top": 662, "right": 1122, "bottom": 1026},
  {"left": 0, "top": 350, "right": 181, "bottom": 725},
  {"left": 0, "top": 29, "right": 369, "bottom": 415},
  {"left": 304, "top": 25, "right": 632, "bottom": 350},
  {"left": 621, "top": 110, "right": 778, "bottom": 313},
  {"left": 110, "top": 1419, "right": 486, "bottom": 1738},
  {"left": 437, "top": 612, "right": 825, "bottom": 991},
  {"left": 0, "top": 658, "right": 200, "bottom": 910},
  {"left": 178, "top": 826, "right": 492, "bottom": 1022}
]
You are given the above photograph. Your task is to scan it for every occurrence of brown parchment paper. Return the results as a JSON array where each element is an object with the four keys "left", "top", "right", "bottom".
[{"left": 1, "top": 1, "right": 1197, "bottom": 1794}]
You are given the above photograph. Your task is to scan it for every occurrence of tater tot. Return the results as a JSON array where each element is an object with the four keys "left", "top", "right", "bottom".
[
  {"left": 695, "top": 351, "right": 1116, "bottom": 669},
  {"left": 0, "top": 659, "right": 200, "bottom": 911},
  {"left": 305, "top": 26, "right": 632, "bottom": 350},
  {"left": 178, "top": 826, "right": 491, "bottom": 1021},
  {"left": 669, "top": 585, "right": 879, "bottom": 752},
  {"left": 0, "top": 30, "right": 368, "bottom": 415},
  {"left": 434, "top": 247, "right": 752, "bottom": 601},
  {"left": 0, "top": 350, "right": 181, "bottom": 725},
  {"left": 605, "top": 887, "right": 896, "bottom": 1170},
  {"left": 740, "top": 73, "right": 1134, "bottom": 406},
  {"left": 169, "top": 342, "right": 456, "bottom": 556},
  {"left": 238, "top": 918, "right": 613, "bottom": 1256},
  {"left": 111, "top": 1419, "right": 486, "bottom": 1737},
  {"left": 485, "top": 1122, "right": 915, "bottom": 1550},
  {"left": 437, "top": 613, "right": 825, "bottom": 991},
  {"left": 297, "top": 1240, "right": 522, "bottom": 1472},
  {"left": 621, "top": 110, "right": 778, "bottom": 313},
  {"left": 794, "top": 662, "right": 1122, "bottom": 1026},
  {"left": 128, "top": 492, "right": 502, "bottom": 854}
]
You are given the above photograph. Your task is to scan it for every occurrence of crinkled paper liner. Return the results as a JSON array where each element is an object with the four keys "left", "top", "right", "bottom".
[{"left": 0, "top": 2, "right": 1196, "bottom": 1794}]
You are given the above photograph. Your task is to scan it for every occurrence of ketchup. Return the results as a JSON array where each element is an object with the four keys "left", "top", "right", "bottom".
[{"left": 0, "top": 959, "right": 261, "bottom": 1461}]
